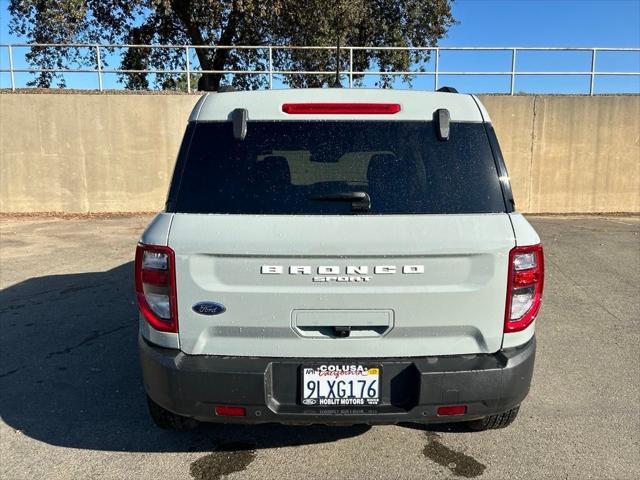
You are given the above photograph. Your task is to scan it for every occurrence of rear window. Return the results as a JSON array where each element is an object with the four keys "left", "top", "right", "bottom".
[{"left": 167, "top": 121, "right": 506, "bottom": 215}]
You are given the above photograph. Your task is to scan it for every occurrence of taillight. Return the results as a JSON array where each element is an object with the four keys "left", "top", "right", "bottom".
[
  {"left": 135, "top": 244, "right": 178, "bottom": 333},
  {"left": 505, "top": 244, "right": 544, "bottom": 333},
  {"left": 281, "top": 103, "right": 401, "bottom": 115}
]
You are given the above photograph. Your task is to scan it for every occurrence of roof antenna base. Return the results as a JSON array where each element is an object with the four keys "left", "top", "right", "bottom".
[{"left": 437, "top": 86, "right": 458, "bottom": 93}]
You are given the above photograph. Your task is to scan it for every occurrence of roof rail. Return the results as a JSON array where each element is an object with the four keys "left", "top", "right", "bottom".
[{"left": 437, "top": 86, "right": 458, "bottom": 93}]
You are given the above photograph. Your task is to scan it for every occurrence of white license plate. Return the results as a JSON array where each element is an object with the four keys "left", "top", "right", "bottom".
[{"left": 301, "top": 365, "right": 380, "bottom": 406}]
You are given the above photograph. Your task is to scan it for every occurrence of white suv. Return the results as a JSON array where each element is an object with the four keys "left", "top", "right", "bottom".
[{"left": 136, "top": 87, "right": 543, "bottom": 431}]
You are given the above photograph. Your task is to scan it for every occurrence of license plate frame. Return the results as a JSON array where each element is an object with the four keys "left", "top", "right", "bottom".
[{"left": 300, "top": 364, "right": 381, "bottom": 407}]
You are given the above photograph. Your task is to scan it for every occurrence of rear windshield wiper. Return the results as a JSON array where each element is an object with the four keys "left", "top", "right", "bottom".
[{"left": 309, "top": 191, "right": 371, "bottom": 212}]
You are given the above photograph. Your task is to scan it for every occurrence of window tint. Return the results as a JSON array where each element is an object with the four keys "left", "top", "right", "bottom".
[{"left": 167, "top": 121, "right": 506, "bottom": 214}]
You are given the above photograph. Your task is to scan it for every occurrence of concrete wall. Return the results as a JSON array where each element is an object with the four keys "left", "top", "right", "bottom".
[
  {"left": 0, "top": 94, "right": 197, "bottom": 213},
  {"left": 482, "top": 95, "right": 640, "bottom": 213},
  {"left": 1, "top": 93, "right": 638, "bottom": 213}
]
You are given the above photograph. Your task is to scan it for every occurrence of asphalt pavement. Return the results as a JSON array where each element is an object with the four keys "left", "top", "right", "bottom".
[{"left": 1, "top": 215, "right": 638, "bottom": 480}]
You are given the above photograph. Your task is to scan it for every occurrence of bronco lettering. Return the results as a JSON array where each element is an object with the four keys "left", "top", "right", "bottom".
[{"left": 261, "top": 265, "right": 424, "bottom": 276}]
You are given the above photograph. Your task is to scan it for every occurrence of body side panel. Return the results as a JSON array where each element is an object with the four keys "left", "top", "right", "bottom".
[
  {"left": 140, "top": 213, "right": 174, "bottom": 246},
  {"left": 509, "top": 213, "right": 541, "bottom": 246},
  {"left": 139, "top": 318, "right": 179, "bottom": 349}
]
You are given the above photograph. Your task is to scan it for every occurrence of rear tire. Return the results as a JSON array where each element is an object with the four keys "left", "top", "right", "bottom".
[
  {"left": 467, "top": 405, "right": 520, "bottom": 431},
  {"left": 146, "top": 395, "right": 199, "bottom": 431}
]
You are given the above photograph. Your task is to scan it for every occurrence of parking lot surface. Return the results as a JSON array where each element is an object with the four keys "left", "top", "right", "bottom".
[{"left": 1, "top": 215, "right": 638, "bottom": 480}]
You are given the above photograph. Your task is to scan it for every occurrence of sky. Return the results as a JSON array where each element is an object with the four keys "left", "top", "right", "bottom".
[{"left": 1, "top": 0, "right": 639, "bottom": 93}]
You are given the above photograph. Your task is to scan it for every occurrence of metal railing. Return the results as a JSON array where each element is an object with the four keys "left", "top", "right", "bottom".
[{"left": 1, "top": 44, "right": 639, "bottom": 94}]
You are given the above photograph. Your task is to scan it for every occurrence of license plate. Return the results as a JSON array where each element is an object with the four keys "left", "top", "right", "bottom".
[{"left": 301, "top": 365, "right": 380, "bottom": 406}]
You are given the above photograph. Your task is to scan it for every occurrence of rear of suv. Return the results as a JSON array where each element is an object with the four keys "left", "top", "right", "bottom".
[{"left": 136, "top": 88, "right": 543, "bottom": 431}]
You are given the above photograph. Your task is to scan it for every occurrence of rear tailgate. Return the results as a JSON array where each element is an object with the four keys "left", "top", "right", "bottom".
[{"left": 169, "top": 213, "right": 514, "bottom": 357}]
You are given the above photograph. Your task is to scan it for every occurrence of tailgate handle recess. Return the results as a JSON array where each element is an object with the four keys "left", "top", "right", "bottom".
[{"left": 292, "top": 310, "right": 394, "bottom": 339}]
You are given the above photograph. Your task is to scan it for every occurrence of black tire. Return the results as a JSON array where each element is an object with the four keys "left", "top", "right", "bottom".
[
  {"left": 146, "top": 395, "right": 199, "bottom": 431},
  {"left": 467, "top": 405, "right": 520, "bottom": 431}
]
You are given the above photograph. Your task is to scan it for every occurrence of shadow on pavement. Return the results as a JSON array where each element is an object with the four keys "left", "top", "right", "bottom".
[
  {"left": 0, "top": 262, "right": 369, "bottom": 452},
  {"left": 399, "top": 422, "right": 476, "bottom": 433}
]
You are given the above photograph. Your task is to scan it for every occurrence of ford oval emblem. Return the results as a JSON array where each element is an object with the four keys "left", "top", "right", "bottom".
[{"left": 192, "top": 301, "right": 226, "bottom": 316}]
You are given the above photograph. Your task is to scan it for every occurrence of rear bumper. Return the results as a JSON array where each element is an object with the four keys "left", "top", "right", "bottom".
[{"left": 139, "top": 335, "right": 535, "bottom": 425}]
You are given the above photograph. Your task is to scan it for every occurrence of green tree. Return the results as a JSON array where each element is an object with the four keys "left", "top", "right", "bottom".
[{"left": 9, "top": 0, "right": 455, "bottom": 90}]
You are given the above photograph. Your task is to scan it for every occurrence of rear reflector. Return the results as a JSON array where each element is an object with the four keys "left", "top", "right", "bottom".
[
  {"left": 437, "top": 405, "right": 467, "bottom": 416},
  {"left": 282, "top": 103, "right": 401, "bottom": 115},
  {"left": 215, "top": 405, "right": 246, "bottom": 417}
]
